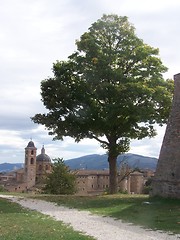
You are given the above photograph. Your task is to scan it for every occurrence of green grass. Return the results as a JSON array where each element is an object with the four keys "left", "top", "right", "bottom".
[
  {"left": 0, "top": 197, "right": 95, "bottom": 240},
  {"left": 31, "top": 194, "right": 180, "bottom": 235}
]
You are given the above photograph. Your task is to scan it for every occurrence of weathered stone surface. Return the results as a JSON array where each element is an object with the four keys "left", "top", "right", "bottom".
[{"left": 152, "top": 73, "right": 180, "bottom": 198}]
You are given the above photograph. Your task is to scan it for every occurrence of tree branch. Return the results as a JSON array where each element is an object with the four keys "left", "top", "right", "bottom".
[{"left": 90, "top": 134, "right": 109, "bottom": 146}]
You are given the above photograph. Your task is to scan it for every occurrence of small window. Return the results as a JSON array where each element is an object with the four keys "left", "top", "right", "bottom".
[
  {"left": 30, "top": 158, "right": 34, "bottom": 164},
  {"left": 31, "top": 150, "right": 34, "bottom": 155}
]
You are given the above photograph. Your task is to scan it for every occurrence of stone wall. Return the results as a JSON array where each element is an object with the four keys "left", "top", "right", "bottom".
[
  {"left": 76, "top": 170, "right": 145, "bottom": 195},
  {"left": 152, "top": 73, "right": 180, "bottom": 198},
  {"left": 130, "top": 171, "right": 144, "bottom": 194}
]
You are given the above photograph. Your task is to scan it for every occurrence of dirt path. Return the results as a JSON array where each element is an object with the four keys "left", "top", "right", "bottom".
[{"left": 0, "top": 195, "right": 179, "bottom": 240}]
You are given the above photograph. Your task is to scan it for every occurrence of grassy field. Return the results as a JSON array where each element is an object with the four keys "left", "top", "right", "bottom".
[
  {"left": 0, "top": 197, "right": 95, "bottom": 240},
  {"left": 31, "top": 194, "right": 180, "bottom": 235}
]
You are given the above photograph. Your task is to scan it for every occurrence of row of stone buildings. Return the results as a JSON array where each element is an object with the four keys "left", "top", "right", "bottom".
[
  {"left": 0, "top": 140, "right": 153, "bottom": 194},
  {"left": 75, "top": 169, "right": 150, "bottom": 195}
]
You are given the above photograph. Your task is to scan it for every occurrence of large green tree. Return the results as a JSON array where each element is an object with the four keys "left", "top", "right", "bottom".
[{"left": 32, "top": 14, "right": 173, "bottom": 194}]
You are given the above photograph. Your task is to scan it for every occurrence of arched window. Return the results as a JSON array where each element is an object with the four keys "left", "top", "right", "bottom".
[
  {"left": 30, "top": 158, "right": 34, "bottom": 164},
  {"left": 31, "top": 150, "right": 34, "bottom": 155},
  {"left": 45, "top": 165, "right": 49, "bottom": 170}
]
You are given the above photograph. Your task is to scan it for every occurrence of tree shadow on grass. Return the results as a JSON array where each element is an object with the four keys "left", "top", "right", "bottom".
[{"left": 103, "top": 196, "right": 180, "bottom": 235}]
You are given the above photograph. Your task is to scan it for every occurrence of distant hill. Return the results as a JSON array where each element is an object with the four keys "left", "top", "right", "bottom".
[
  {"left": 65, "top": 153, "right": 158, "bottom": 170},
  {"left": 0, "top": 153, "right": 158, "bottom": 173},
  {"left": 0, "top": 163, "right": 23, "bottom": 173}
]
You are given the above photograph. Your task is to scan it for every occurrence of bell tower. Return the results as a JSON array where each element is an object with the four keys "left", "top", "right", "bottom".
[{"left": 24, "top": 140, "right": 37, "bottom": 189}]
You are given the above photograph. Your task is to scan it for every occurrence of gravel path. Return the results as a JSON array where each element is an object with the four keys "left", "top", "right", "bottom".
[{"left": 0, "top": 195, "right": 179, "bottom": 240}]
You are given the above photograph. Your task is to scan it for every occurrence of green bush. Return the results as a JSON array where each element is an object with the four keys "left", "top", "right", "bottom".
[
  {"left": 43, "top": 158, "right": 77, "bottom": 195},
  {"left": 143, "top": 185, "right": 152, "bottom": 194},
  {"left": 0, "top": 185, "right": 6, "bottom": 192}
]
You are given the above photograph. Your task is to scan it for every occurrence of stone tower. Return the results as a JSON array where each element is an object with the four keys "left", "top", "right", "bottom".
[
  {"left": 152, "top": 73, "right": 180, "bottom": 198},
  {"left": 24, "top": 140, "right": 37, "bottom": 189},
  {"left": 36, "top": 145, "right": 52, "bottom": 183}
]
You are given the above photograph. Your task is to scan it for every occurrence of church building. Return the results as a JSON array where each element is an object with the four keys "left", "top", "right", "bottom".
[
  {"left": 3, "top": 140, "right": 52, "bottom": 192},
  {"left": 1, "top": 140, "right": 148, "bottom": 195}
]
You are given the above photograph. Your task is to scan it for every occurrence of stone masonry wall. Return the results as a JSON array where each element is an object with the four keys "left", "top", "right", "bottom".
[{"left": 152, "top": 73, "right": 180, "bottom": 198}]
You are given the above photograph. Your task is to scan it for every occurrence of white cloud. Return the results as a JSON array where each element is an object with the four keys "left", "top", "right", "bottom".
[
  {"left": 100, "top": 0, "right": 180, "bottom": 14},
  {"left": 0, "top": 130, "right": 24, "bottom": 148},
  {"left": 130, "top": 125, "right": 166, "bottom": 158},
  {"left": 0, "top": 0, "right": 178, "bottom": 163}
]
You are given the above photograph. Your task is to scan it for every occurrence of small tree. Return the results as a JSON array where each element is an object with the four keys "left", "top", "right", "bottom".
[
  {"left": 44, "top": 158, "right": 76, "bottom": 194},
  {"left": 32, "top": 14, "right": 173, "bottom": 194},
  {"left": 0, "top": 185, "right": 6, "bottom": 192}
]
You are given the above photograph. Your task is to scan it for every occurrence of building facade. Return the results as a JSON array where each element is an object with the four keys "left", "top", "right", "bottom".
[
  {"left": 2, "top": 140, "right": 52, "bottom": 192},
  {"left": 1, "top": 140, "right": 150, "bottom": 194},
  {"left": 76, "top": 169, "right": 145, "bottom": 195}
]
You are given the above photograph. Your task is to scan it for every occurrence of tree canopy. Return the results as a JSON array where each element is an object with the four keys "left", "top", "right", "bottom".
[
  {"left": 32, "top": 14, "right": 173, "bottom": 193},
  {"left": 43, "top": 158, "right": 76, "bottom": 195}
]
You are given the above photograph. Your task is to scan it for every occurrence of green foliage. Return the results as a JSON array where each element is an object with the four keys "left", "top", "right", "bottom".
[
  {"left": 0, "top": 185, "right": 6, "bottom": 192},
  {"left": 32, "top": 14, "right": 174, "bottom": 193},
  {"left": 145, "top": 177, "right": 153, "bottom": 186},
  {"left": 143, "top": 185, "right": 152, "bottom": 194},
  {"left": 143, "top": 177, "right": 153, "bottom": 194},
  {"left": 118, "top": 189, "right": 128, "bottom": 194},
  {"left": 0, "top": 197, "right": 94, "bottom": 240},
  {"left": 43, "top": 158, "right": 76, "bottom": 195}
]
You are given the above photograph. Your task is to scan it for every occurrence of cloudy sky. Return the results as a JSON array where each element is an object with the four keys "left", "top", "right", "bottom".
[{"left": 0, "top": 0, "right": 180, "bottom": 163}]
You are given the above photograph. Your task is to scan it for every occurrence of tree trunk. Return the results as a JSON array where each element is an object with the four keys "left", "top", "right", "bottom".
[{"left": 108, "top": 153, "right": 118, "bottom": 194}]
